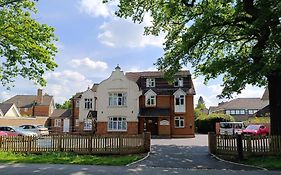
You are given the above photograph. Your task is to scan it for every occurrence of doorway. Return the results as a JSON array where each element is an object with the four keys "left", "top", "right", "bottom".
[{"left": 145, "top": 118, "right": 158, "bottom": 135}]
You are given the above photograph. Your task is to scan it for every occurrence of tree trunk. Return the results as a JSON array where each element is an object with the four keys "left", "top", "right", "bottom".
[{"left": 268, "top": 74, "right": 281, "bottom": 135}]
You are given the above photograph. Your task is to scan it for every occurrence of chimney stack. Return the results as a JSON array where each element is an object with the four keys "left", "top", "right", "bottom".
[{"left": 37, "top": 89, "right": 43, "bottom": 104}]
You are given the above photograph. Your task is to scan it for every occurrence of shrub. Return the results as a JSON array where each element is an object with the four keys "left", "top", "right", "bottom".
[
  {"left": 245, "top": 117, "right": 270, "bottom": 124},
  {"left": 195, "top": 113, "right": 235, "bottom": 134}
]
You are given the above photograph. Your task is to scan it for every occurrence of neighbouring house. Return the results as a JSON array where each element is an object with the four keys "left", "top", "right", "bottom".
[
  {"left": 50, "top": 109, "right": 71, "bottom": 133},
  {"left": 4, "top": 89, "right": 55, "bottom": 117},
  {"left": 1, "top": 89, "right": 55, "bottom": 127},
  {"left": 0, "top": 103, "right": 21, "bottom": 118},
  {"left": 209, "top": 98, "right": 268, "bottom": 121},
  {"left": 126, "top": 70, "right": 196, "bottom": 138},
  {"left": 256, "top": 87, "right": 270, "bottom": 117}
]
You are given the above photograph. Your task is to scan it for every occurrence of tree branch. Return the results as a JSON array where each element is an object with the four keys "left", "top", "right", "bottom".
[{"left": 0, "top": 0, "right": 23, "bottom": 7}]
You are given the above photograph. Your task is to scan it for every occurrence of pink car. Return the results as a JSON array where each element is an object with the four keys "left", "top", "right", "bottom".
[
  {"left": 242, "top": 124, "right": 269, "bottom": 136},
  {"left": 0, "top": 131, "right": 8, "bottom": 136}
]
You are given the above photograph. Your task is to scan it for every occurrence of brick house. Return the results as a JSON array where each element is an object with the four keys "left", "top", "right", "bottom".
[
  {"left": 208, "top": 98, "right": 268, "bottom": 121},
  {"left": 4, "top": 89, "right": 55, "bottom": 117},
  {"left": 1, "top": 89, "right": 55, "bottom": 127},
  {"left": 50, "top": 109, "right": 71, "bottom": 133},
  {"left": 126, "top": 71, "right": 196, "bottom": 138}
]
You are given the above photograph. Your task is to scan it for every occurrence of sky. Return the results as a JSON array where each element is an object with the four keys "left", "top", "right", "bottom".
[{"left": 0, "top": 0, "right": 266, "bottom": 108}]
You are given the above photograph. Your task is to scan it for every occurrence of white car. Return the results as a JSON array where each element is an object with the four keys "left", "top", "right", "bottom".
[
  {"left": 0, "top": 126, "right": 38, "bottom": 137},
  {"left": 19, "top": 124, "right": 49, "bottom": 136}
]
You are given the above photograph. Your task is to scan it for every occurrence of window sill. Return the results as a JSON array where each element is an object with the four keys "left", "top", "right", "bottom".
[
  {"left": 108, "top": 130, "right": 127, "bottom": 132},
  {"left": 108, "top": 106, "right": 127, "bottom": 108},
  {"left": 175, "top": 127, "right": 185, "bottom": 129}
]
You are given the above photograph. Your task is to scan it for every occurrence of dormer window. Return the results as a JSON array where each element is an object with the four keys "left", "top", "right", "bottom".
[
  {"left": 146, "top": 95, "right": 156, "bottom": 106},
  {"left": 145, "top": 89, "right": 157, "bottom": 107},
  {"left": 146, "top": 78, "right": 155, "bottom": 87},
  {"left": 174, "top": 78, "right": 183, "bottom": 87}
]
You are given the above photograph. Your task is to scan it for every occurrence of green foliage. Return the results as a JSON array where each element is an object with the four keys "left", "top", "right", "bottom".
[
  {"left": 195, "top": 113, "right": 234, "bottom": 133},
  {"left": 246, "top": 117, "right": 270, "bottom": 124},
  {"left": 194, "top": 108, "right": 207, "bottom": 119},
  {"left": 0, "top": 151, "right": 140, "bottom": 166},
  {"left": 0, "top": 0, "right": 57, "bottom": 87},
  {"left": 55, "top": 100, "right": 71, "bottom": 109},
  {"left": 196, "top": 96, "right": 206, "bottom": 109},
  {"left": 107, "top": 0, "right": 281, "bottom": 98}
]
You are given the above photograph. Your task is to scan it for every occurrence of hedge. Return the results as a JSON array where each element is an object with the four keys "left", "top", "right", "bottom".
[{"left": 195, "top": 113, "right": 235, "bottom": 134}]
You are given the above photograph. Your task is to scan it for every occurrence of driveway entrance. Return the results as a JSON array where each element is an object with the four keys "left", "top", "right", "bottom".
[{"left": 131, "top": 134, "right": 259, "bottom": 170}]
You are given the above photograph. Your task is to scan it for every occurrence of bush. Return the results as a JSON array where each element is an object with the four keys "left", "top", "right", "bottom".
[
  {"left": 195, "top": 113, "right": 235, "bottom": 134},
  {"left": 245, "top": 117, "right": 270, "bottom": 124}
]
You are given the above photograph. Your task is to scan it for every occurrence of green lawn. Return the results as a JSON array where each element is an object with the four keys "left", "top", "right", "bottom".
[
  {"left": 240, "top": 156, "right": 281, "bottom": 170},
  {"left": 0, "top": 151, "right": 141, "bottom": 166}
]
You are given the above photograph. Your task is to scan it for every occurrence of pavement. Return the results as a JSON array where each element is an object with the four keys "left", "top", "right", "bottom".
[{"left": 0, "top": 134, "right": 281, "bottom": 175}]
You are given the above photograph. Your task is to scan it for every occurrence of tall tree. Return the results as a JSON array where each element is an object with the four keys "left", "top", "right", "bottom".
[
  {"left": 55, "top": 100, "right": 71, "bottom": 109},
  {"left": 196, "top": 96, "right": 206, "bottom": 109},
  {"left": 106, "top": 0, "right": 281, "bottom": 135},
  {"left": 0, "top": 0, "right": 57, "bottom": 87}
]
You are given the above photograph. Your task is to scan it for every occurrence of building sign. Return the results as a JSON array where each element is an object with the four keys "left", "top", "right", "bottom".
[{"left": 160, "top": 119, "right": 169, "bottom": 126}]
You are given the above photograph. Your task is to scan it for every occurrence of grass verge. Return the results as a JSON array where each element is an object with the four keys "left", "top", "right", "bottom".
[
  {"left": 238, "top": 156, "right": 281, "bottom": 170},
  {"left": 0, "top": 151, "right": 141, "bottom": 166}
]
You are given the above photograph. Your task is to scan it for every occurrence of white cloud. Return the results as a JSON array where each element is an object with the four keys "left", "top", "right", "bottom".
[
  {"left": 79, "top": 0, "right": 119, "bottom": 18},
  {"left": 235, "top": 85, "right": 265, "bottom": 98},
  {"left": 98, "top": 17, "right": 165, "bottom": 48},
  {"left": 79, "top": 0, "right": 111, "bottom": 18},
  {"left": 44, "top": 70, "right": 93, "bottom": 103},
  {"left": 71, "top": 57, "right": 108, "bottom": 71}
]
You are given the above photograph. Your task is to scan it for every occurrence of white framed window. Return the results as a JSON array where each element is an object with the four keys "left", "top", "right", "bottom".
[
  {"left": 75, "top": 119, "right": 79, "bottom": 127},
  {"left": 109, "top": 92, "right": 127, "bottom": 107},
  {"left": 175, "top": 95, "right": 185, "bottom": 106},
  {"left": 75, "top": 100, "right": 79, "bottom": 108},
  {"left": 146, "top": 78, "right": 155, "bottom": 87},
  {"left": 175, "top": 117, "right": 185, "bottom": 128},
  {"left": 54, "top": 119, "right": 61, "bottom": 127},
  {"left": 174, "top": 78, "right": 183, "bottom": 87},
  {"left": 84, "top": 98, "right": 93, "bottom": 109},
  {"left": 146, "top": 95, "right": 156, "bottom": 106},
  {"left": 226, "top": 110, "right": 230, "bottom": 115},
  {"left": 248, "top": 109, "right": 258, "bottom": 115},
  {"left": 240, "top": 109, "right": 245, "bottom": 114},
  {"left": 84, "top": 119, "right": 92, "bottom": 131},
  {"left": 108, "top": 117, "right": 127, "bottom": 131}
]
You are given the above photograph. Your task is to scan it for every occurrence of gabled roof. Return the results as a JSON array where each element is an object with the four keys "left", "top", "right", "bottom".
[
  {"left": 0, "top": 103, "right": 14, "bottom": 115},
  {"left": 125, "top": 71, "right": 191, "bottom": 82},
  {"left": 50, "top": 109, "right": 71, "bottom": 118},
  {"left": 4, "top": 95, "right": 53, "bottom": 107},
  {"left": 261, "top": 87, "right": 269, "bottom": 101},
  {"left": 212, "top": 98, "right": 264, "bottom": 112}
]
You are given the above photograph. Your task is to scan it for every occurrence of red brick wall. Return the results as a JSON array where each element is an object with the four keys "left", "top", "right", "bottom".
[
  {"left": 34, "top": 105, "right": 50, "bottom": 116},
  {"left": 96, "top": 122, "right": 138, "bottom": 135},
  {"left": 171, "top": 95, "right": 195, "bottom": 137}
]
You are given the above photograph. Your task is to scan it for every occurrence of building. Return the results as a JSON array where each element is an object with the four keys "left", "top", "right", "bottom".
[
  {"left": 126, "top": 70, "right": 196, "bottom": 138},
  {"left": 69, "top": 66, "right": 196, "bottom": 137},
  {"left": 50, "top": 109, "right": 71, "bottom": 133},
  {"left": 4, "top": 89, "right": 55, "bottom": 117},
  {"left": 209, "top": 98, "right": 267, "bottom": 121}
]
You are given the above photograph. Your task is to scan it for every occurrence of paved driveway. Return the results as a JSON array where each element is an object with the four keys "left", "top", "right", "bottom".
[{"left": 131, "top": 134, "right": 260, "bottom": 170}]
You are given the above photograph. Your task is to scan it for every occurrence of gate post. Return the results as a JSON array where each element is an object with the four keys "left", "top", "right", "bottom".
[
  {"left": 237, "top": 134, "right": 244, "bottom": 159},
  {"left": 208, "top": 132, "right": 217, "bottom": 154},
  {"left": 143, "top": 132, "right": 151, "bottom": 152}
]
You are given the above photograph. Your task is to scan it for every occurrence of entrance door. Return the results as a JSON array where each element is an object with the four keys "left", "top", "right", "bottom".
[
  {"left": 145, "top": 118, "right": 158, "bottom": 135},
  {"left": 63, "top": 118, "right": 70, "bottom": 132}
]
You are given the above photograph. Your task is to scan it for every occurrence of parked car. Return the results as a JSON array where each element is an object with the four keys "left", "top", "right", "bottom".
[
  {"left": 0, "top": 126, "right": 38, "bottom": 137},
  {"left": 242, "top": 124, "right": 269, "bottom": 136},
  {"left": 19, "top": 124, "right": 49, "bottom": 136},
  {"left": 220, "top": 122, "right": 246, "bottom": 135},
  {"left": 0, "top": 131, "right": 8, "bottom": 136}
]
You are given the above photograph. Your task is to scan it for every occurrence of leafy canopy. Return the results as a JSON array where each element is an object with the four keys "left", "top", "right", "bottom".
[
  {"left": 55, "top": 100, "right": 71, "bottom": 109},
  {"left": 105, "top": 0, "right": 281, "bottom": 98},
  {"left": 0, "top": 0, "right": 57, "bottom": 87}
]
